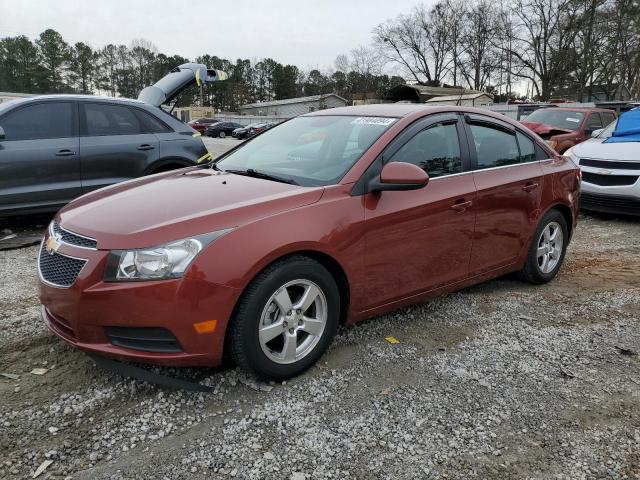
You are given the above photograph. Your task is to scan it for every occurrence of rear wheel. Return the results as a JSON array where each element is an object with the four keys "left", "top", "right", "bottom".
[
  {"left": 228, "top": 256, "right": 339, "bottom": 380},
  {"left": 520, "top": 209, "right": 568, "bottom": 284}
]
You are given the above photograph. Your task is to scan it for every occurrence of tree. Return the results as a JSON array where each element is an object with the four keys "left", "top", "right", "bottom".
[
  {"left": 0, "top": 36, "right": 40, "bottom": 93},
  {"left": 69, "top": 42, "right": 95, "bottom": 94},
  {"left": 36, "top": 29, "right": 71, "bottom": 92}
]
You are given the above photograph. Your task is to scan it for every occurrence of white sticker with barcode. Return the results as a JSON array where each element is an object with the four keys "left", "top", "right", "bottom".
[{"left": 351, "top": 117, "right": 396, "bottom": 126}]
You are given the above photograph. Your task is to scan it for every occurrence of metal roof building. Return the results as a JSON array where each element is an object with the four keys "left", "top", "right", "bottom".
[
  {"left": 238, "top": 94, "right": 348, "bottom": 117},
  {"left": 425, "top": 92, "right": 494, "bottom": 107}
]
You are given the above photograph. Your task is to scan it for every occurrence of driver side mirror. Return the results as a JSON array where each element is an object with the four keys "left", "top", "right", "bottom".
[
  {"left": 591, "top": 128, "right": 603, "bottom": 138},
  {"left": 0, "top": 126, "right": 5, "bottom": 140},
  {"left": 369, "top": 162, "right": 430, "bottom": 192}
]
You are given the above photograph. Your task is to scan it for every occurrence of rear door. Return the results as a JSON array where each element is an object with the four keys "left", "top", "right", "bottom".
[
  {"left": 362, "top": 114, "right": 477, "bottom": 307},
  {"left": 464, "top": 114, "right": 544, "bottom": 274},
  {"left": 0, "top": 100, "right": 80, "bottom": 213},
  {"left": 79, "top": 102, "right": 160, "bottom": 192}
]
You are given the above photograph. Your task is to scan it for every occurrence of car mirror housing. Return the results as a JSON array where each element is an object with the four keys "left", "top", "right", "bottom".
[
  {"left": 0, "top": 126, "right": 5, "bottom": 140},
  {"left": 370, "top": 162, "right": 430, "bottom": 192},
  {"left": 591, "top": 128, "right": 603, "bottom": 138}
]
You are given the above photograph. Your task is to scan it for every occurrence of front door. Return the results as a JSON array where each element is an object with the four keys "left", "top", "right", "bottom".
[
  {"left": 79, "top": 102, "right": 160, "bottom": 192},
  {"left": 362, "top": 114, "right": 477, "bottom": 309},
  {"left": 0, "top": 101, "right": 80, "bottom": 213},
  {"left": 463, "top": 115, "right": 544, "bottom": 274}
]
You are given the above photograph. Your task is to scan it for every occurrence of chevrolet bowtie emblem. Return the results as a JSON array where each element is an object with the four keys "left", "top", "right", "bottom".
[
  {"left": 598, "top": 169, "right": 613, "bottom": 175},
  {"left": 45, "top": 234, "right": 61, "bottom": 255}
]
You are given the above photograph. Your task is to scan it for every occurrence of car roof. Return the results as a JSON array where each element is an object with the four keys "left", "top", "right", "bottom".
[
  {"left": 533, "top": 107, "right": 614, "bottom": 114},
  {"left": 305, "top": 104, "right": 435, "bottom": 118},
  {"left": 3, "top": 94, "right": 147, "bottom": 107}
]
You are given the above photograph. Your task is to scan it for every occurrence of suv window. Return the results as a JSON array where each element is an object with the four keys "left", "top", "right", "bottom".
[
  {"left": 585, "top": 113, "right": 603, "bottom": 130},
  {"left": 84, "top": 103, "right": 142, "bottom": 136},
  {"left": 516, "top": 132, "right": 536, "bottom": 163},
  {"left": 469, "top": 123, "right": 519, "bottom": 169},
  {"left": 389, "top": 122, "right": 462, "bottom": 178},
  {"left": 0, "top": 102, "right": 74, "bottom": 141},
  {"left": 133, "top": 109, "right": 170, "bottom": 134}
]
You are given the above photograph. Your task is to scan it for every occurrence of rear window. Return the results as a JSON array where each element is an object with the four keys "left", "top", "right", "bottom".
[
  {"left": 525, "top": 110, "right": 585, "bottom": 131},
  {"left": 84, "top": 103, "right": 142, "bottom": 136}
]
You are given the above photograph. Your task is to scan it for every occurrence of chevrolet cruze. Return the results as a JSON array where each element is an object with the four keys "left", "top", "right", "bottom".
[{"left": 39, "top": 105, "right": 580, "bottom": 380}]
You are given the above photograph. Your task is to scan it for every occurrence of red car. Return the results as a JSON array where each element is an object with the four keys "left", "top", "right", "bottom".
[
  {"left": 39, "top": 105, "right": 580, "bottom": 380},
  {"left": 521, "top": 107, "right": 617, "bottom": 153},
  {"left": 187, "top": 118, "right": 219, "bottom": 134}
]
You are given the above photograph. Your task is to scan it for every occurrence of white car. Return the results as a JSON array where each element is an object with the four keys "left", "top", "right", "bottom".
[{"left": 564, "top": 114, "right": 640, "bottom": 215}]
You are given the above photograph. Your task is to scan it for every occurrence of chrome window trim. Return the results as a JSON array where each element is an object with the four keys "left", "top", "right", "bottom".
[{"left": 37, "top": 240, "right": 88, "bottom": 289}]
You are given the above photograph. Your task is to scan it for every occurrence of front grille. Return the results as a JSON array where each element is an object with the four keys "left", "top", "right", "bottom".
[
  {"left": 580, "top": 158, "right": 640, "bottom": 170},
  {"left": 38, "top": 244, "right": 87, "bottom": 288},
  {"left": 52, "top": 222, "right": 97, "bottom": 249},
  {"left": 581, "top": 192, "right": 640, "bottom": 215},
  {"left": 582, "top": 171, "right": 638, "bottom": 187},
  {"left": 105, "top": 327, "right": 182, "bottom": 353}
]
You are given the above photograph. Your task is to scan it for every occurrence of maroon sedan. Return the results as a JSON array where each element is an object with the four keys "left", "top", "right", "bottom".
[
  {"left": 187, "top": 118, "right": 219, "bottom": 134},
  {"left": 39, "top": 105, "right": 580, "bottom": 380}
]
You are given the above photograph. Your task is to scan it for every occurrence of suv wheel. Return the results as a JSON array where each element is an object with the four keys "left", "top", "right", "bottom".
[
  {"left": 219, "top": 131, "right": 226, "bottom": 138},
  {"left": 228, "top": 256, "right": 339, "bottom": 380}
]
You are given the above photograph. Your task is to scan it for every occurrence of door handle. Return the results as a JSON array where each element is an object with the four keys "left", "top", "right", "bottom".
[
  {"left": 55, "top": 149, "right": 76, "bottom": 157},
  {"left": 137, "top": 144, "right": 155, "bottom": 151},
  {"left": 522, "top": 182, "right": 539, "bottom": 193},
  {"left": 450, "top": 199, "right": 472, "bottom": 212}
]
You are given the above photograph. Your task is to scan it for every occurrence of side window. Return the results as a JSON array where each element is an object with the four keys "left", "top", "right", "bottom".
[
  {"left": 134, "top": 109, "right": 170, "bottom": 134},
  {"left": 389, "top": 122, "right": 462, "bottom": 178},
  {"left": 469, "top": 123, "right": 519, "bottom": 169},
  {"left": 601, "top": 112, "right": 616, "bottom": 127},
  {"left": 0, "top": 102, "right": 74, "bottom": 141},
  {"left": 84, "top": 103, "right": 142, "bottom": 136},
  {"left": 585, "top": 113, "right": 603, "bottom": 130},
  {"left": 516, "top": 132, "right": 536, "bottom": 163}
]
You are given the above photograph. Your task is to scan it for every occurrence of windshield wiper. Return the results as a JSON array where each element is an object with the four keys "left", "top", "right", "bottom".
[{"left": 223, "top": 168, "right": 300, "bottom": 186}]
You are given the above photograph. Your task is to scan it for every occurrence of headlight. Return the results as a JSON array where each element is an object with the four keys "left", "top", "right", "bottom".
[
  {"left": 545, "top": 140, "right": 558, "bottom": 150},
  {"left": 104, "top": 229, "right": 232, "bottom": 282},
  {"left": 563, "top": 147, "right": 579, "bottom": 166}
]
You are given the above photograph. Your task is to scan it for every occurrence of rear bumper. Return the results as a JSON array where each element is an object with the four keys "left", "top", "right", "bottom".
[{"left": 39, "top": 243, "right": 242, "bottom": 367}]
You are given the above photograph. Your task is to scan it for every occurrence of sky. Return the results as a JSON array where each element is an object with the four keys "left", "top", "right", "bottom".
[{"left": 0, "top": 0, "right": 426, "bottom": 70}]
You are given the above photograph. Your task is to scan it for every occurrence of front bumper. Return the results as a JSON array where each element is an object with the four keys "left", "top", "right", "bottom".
[
  {"left": 580, "top": 170, "right": 640, "bottom": 216},
  {"left": 39, "top": 239, "right": 241, "bottom": 367}
]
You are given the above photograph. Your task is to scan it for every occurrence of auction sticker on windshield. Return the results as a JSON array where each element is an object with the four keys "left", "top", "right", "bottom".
[{"left": 351, "top": 117, "right": 397, "bottom": 126}]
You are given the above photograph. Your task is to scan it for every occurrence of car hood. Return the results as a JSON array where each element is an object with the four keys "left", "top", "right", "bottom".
[
  {"left": 138, "top": 63, "right": 228, "bottom": 107},
  {"left": 58, "top": 168, "right": 324, "bottom": 250},
  {"left": 573, "top": 138, "right": 640, "bottom": 161},
  {"left": 521, "top": 121, "right": 574, "bottom": 137}
]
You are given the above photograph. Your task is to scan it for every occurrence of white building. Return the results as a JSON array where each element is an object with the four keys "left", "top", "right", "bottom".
[{"left": 238, "top": 94, "right": 348, "bottom": 117}]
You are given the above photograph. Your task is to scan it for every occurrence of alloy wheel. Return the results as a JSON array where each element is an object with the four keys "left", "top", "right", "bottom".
[
  {"left": 536, "top": 221, "right": 564, "bottom": 274},
  {"left": 258, "top": 279, "right": 327, "bottom": 365}
]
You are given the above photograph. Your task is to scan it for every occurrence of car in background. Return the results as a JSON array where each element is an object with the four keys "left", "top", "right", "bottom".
[
  {"left": 521, "top": 107, "right": 616, "bottom": 153},
  {"left": 39, "top": 104, "right": 579, "bottom": 380},
  {"left": 246, "top": 122, "right": 275, "bottom": 139},
  {"left": 0, "top": 63, "right": 224, "bottom": 215},
  {"left": 188, "top": 118, "right": 220, "bottom": 134},
  {"left": 233, "top": 123, "right": 264, "bottom": 139},
  {"left": 204, "top": 121, "right": 243, "bottom": 138},
  {"left": 564, "top": 110, "right": 640, "bottom": 215}
]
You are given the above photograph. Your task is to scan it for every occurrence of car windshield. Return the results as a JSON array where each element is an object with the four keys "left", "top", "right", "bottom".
[
  {"left": 526, "top": 110, "right": 585, "bottom": 130},
  {"left": 597, "top": 119, "right": 618, "bottom": 138},
  {"left": 216, "top": 115, "right": 397, "bottom": 186}
]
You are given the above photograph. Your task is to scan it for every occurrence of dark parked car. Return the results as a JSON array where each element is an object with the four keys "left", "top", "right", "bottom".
[
  {"left": 0, "top": 63, "right": 224, "bottom": 216},
  {"left": 40, "top": 104, "right": 579, "bottom": 380},
  {"left": 188, "top": 118, "right": 220, "bottom": 134},
  {"left": 204, "top": 121, "right": 243, "bottom": 138},
  {"left": 232, "top": 123, "right": 262, "bottom": 139},
  {"left": 246, "top": 122, "right": 275, "bottom": 139}
]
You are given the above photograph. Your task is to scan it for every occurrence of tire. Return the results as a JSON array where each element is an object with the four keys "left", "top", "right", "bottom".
[
  {"left": 228, "top": 255, "right": 340, "bottom": 380},
  {"left": 219, "top": 131, "right": 226, "bottom": 139},
  {"left": 519, "top": 209, "right": 569, "bottom": 284}
]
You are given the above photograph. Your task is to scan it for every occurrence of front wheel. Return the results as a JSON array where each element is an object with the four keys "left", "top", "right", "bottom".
[
  {"left": 228, "top": 256, "right": 340, "bottom": 380},
  {"left": 520, "top": 210, "right": 568, "bottom": 284},
  {"left": 219, "top": 131, "right": 226, "bottom": 138}
]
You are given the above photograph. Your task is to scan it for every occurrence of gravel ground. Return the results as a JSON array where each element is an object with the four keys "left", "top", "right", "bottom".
[{"left": 1, "top": 213, "right": 639, "bottom": 480}]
